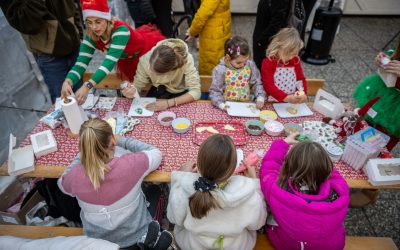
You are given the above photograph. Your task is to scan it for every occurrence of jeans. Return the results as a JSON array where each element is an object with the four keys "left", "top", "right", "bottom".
[{"left": 34, "top": 50, "right": 81, "bottom": 103}]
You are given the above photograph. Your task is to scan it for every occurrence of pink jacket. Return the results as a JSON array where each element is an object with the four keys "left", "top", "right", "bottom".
[{"left": 259, "top": 140, "right": 350, "bottom": 250}]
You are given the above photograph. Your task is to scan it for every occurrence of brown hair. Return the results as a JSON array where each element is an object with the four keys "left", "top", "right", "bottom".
[
  {"left": 79, "top": 118, "right": 113, "bottom": 190},
  {"left": 224, "top": 36, "right": 250, "bottom": 60},
  {"left": 150, "top": 44, "right": 187, "bottom": 73},
  {"left": 390, "top": 36, "right": 400, "bottom": 60},
  {"left": 86, "top": 17, "right": 116, "bottom": 42},
  {"left": 278, "top": 141, "right": 333, "bottom": 194},
  {"left": 266, "top": 27, "right": 304, "bottom": 64},
  {"left": 189, "top": 134, "right": 237, "bottom": 219}
]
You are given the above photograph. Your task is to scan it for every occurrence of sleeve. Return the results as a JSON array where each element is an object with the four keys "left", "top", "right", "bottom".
[
  {"left": 57, "top": 154, "right": 81, "bottom": 197},
  {"left": 261, "top": 58, "right": 288, "bottom": 102},
  {"left": 133, "top": 56, "right": 152, "bottom": 92},
  {"left": 0, "top": 0, "right": 47, "bottom": 35},
  {"left": 293, "top": 56, "right": 307, "bottom": 94},
  {"left": 209, "top": 64, "right": 227, "bottom": 108},
  {"left": 259, "top": 140, "right": 289, "bottom": 196},
  {"left": 189, "top": 0, "right": 220, "bottom": 36},
  {"left": 166, "top": 172, "right": 189, "bottom": 226},
  {"left": 117, "top": 137, "right": 162, "bottom": 172},
  {"left": 66, "top": 35, "right": 96, "bottom": 86},
  {"left": 246, "top": 179, "right": 268, "bottom": 230},
  {"left": 258, "top": 0, "right": 289, "bottom": 47},
  {"left": 248, "top": 60, "right": 266, "bottom": 102},
  {"left": 183, "top": 54, "right": 201, "bottom": 100},
  {"left": 89, "top": 26, "right": 130, "bottom": 85}
]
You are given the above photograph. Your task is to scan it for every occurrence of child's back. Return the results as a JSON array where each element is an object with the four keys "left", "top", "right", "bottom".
[{"left": 260, "top": 138, "right": 349, "bottom": 250}]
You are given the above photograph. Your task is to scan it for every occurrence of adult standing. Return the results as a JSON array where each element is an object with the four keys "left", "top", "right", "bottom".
[
  {"left": 252, "top": 0, "right": 291, "bottom": 69},
  {"left": 61, "top": 0, "right": 165, "bottom": 105},
  {"left": 0, "top": 0, "right": 83, "bottom": 104}
]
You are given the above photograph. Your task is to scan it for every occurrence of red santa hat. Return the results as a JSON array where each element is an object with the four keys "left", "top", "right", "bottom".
[
  {"left": 356, "top": 96, "right": 381, "bottom": 116},
  {"left": 81, "top": 0, "right": 111, "bottom": 21}
]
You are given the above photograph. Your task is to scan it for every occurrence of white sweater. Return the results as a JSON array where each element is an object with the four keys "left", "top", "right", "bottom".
[{"left": 167, "top": 172, "right": 267, "bottom": 250}]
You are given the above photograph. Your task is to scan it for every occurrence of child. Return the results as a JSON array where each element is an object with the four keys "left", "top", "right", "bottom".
[
  {"left": 261, "top": 27, "right": 308, "bottom": 103},
  {"left": 167, "top": 134, "right": 267, "bottom": 250},
  {"left": 57, "top": 118, "right": 164, "bottom": 248},
  {"left": 259, "top": 133, "right": 350, "bottom": 250},
  {"left": 209, "top": 36, "right": 266, "bottom": 110},
  {"left": 61, "top": 0, "right": 165, "bottom": 105},
  {"left": 125, "top": 38, "right": 201, "bottom": 112},
  {"left": 185, "top": 0, "right": 231, "bottom": 75}
]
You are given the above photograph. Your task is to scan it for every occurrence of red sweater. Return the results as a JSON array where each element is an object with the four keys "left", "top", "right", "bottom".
[{"left": 261, "top": 56, "right": 307, "bottom": 102}]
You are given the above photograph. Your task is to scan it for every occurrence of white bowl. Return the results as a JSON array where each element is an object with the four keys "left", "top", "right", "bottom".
[
  {"left": 264, "top": 120, "right": 284, "bottom": 136},
  {"left": 157, "top": 111, "right": 176, "bottom": 126},
  {"left": 172, "top": 118, "right": 191, "bottom": 134}
]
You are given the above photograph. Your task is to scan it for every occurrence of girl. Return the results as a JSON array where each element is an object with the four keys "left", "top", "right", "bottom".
[
  {"left": 57, "top": 118, "right": 163, "bottom": 248},
  {"left": 61, "top": 0, "right": 165, "bottom": 105},
  {"left": 260, "top": 133, "right": 350, "bottom": 250},
  {"left": 209, "top": 36, "right": 266, "bottom": 110},
  {"left": 185, "top": 0, "right": 231, "bottom": 75},
  {"left": 167, "top": 134, "right": 267, "bottom": 250},
  {"left": 124, "top": 38, "right": 201, "bottom": 111},
  {"left": 261, "top": 27, "right": 308, "bottom": 103}
]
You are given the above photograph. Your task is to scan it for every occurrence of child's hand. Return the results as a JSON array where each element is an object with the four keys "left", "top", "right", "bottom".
[
  {"left": 243, "top": 165, "right": 257, "bottom": 178},
  {"left": 145, "top": 100, "right": 169, "bottom": 112},
  {"left": 180, "top": 161, "right": 197, "bottom": 172},
  {"left": 256, "top": 100, "right": 264, "bottom": 109},
  {"left": 298, "top": 94, "right": 308, "bottom": 103},
  {"left": 283, "top": 95, "right": 298, "bottom": 104},
  {"left": 122, "top": 84, "right": 137, "bottom": 99},
  {"left": 185, "top": 29, "right": 194, "bottom": 42},
  {"left": 284, "top": 132, "right": 300, "bottom": 145},
  {"left": 375, "top": 52, "right": 387, "bottom": 68}
]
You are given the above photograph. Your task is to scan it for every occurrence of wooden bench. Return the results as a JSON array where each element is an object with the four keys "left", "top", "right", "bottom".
[
  {"left": 0, "top": 225, "right": 396, "bottom": 250},
  {"left": 83, "top": 73, "right": 324, "bottom": 97}
]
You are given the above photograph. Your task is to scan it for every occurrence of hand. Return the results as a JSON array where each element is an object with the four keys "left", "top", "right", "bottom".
[
  {"left": 242, "top": 162, "right": 257, "bottom": 178},
  {"left": 283, "top": 95, "right": 299, "bottom": 104},
  {"left": 180, "top": 160, "right": 197, "bottom": 172},
  {"left": 383, "top": 60, "right": 400, "bottom": 77},
  {"left": 75, "top": 85, "right": 90, "bottom": 105},
  {"left": 284, "top": 132, "right": 300, "bottom": 145},
  {"left": 61, "top": 79, "right": 73, "bottom": 98},
  {"left": 145, "top": 100, "right": 169, "bottom": 112},
  {"left": 374, "top": 52, "right": 387, "bottom": 68},
  {"left": 122, "top": 84, "right": 137, "bottom": 99},
  {"left": 185, "top": 29, "right": 194, "bottom": 42},
  {"left": 298, "top": 94, "right": 308, "bottom": 103},
  {"left": 256, "top": 100, "right": 264, "bottom": 109}
]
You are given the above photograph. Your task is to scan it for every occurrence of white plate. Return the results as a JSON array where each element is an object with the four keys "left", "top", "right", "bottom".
[
  {"left": 128, "top": 97, "right": 156, "bottom": 117},
  {"left": 273, "top": 103, "right": 313, "bottom": 118},
  {"left": 226, "top": 102, "right": 260, "bottom": 117}
]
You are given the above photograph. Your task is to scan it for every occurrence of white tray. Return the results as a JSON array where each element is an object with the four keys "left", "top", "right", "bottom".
[
  {"left": 273, "top": 103, "right": 313, "bottom": 118},
  {"left": 226, "top": 102, "right": 260, "bottom": 117},
  {"left": 128, "top": 97, "right": 156, "bottom": 117}
]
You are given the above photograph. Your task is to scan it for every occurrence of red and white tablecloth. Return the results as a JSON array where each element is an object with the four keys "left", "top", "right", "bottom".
[{"left": 21, "top": 99, "right": 367, "bottom": 180}]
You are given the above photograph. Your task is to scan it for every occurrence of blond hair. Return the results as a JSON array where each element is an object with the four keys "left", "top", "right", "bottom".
[
  {"left": 266, "top": 27, "right": 304, "bottom": 64},
  {"left": 86, "top": 17, "right": 117, "bottom": 42},
  {"left": 150, "top": 44, "right": 187, "bottom": 73},
  {"left": 189, "top": 134, "right": 237, "bottom": 219},
  {"left": 79, "top": 118, "right": 113, "bottom": 190}
]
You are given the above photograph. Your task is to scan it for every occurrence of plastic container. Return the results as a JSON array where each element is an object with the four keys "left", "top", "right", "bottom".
[
  {"left": 264, "top": 120, "right": 284, "bottom": 136},
  {"left": 172, "top": 118, "right": 191, "bottom": 134},
  {"left": 284, "top": 123, "right": 303, "bottom": 136},
  {"left": 342, "top": 127, "right": 390, "bottom": 171},
  {"left": 259, "top": 110, "right": 278, "bottom": 122},
  {"left": 313, "top": 89, "right": 344, "bottom": 119},
  {"left": 364, "top": 158, "right": 400, "bottom": 186},
  {"left": 245, "top": 120, "right": 264, "bottom": 136},
  {"left": 157, "top": 111, "right": 176, "bottom": 127}
]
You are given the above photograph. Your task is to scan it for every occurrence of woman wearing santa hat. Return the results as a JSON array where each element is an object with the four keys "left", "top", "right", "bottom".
[{"left": 61, "top": 0, "right": 165, "bottom": 105}]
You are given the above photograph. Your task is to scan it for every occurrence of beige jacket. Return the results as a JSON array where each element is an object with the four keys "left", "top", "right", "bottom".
[{"left": 133, "top": 39, "right": 201, "bottom": 100}]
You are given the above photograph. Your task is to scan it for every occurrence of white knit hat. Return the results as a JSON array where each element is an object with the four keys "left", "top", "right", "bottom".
[{"left": 81, "top": 0, "right": 111, "bottom": 21}]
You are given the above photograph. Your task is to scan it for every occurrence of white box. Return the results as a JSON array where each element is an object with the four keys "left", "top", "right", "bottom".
[
  {"left": 364, "top": 158, "right": 400, "bottom": 186},
  {"left": 8, "top": 134, "right": 34, "bottom": 176},
  {"left": 30, "top": 130, "right": 57, "bottom": 157},
  {"left": 378, "top": 68, "right": 397, "bottom": 87},
  {"left": 313, "top": 89, "right": 344, "bottom": 119}
]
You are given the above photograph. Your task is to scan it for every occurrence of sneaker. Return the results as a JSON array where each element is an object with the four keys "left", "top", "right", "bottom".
[
  {"left": 153, "top": 230, "right": 173, "bottom": 250},
  {"left": 144, "top": 220, "right": 160, "bottom": 248}
]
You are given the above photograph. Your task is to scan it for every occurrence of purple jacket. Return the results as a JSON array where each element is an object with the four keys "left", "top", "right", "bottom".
[{"left": 260, "top": 140, "right": 350, "bottom": 250}]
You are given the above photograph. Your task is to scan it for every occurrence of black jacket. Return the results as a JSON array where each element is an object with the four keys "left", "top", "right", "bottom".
[{"left": 253, "top": 0, "right": 290, "bottom": 48}]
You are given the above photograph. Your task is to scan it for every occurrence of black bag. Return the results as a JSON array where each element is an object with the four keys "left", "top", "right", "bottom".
[
  {"left": 287, "top": 0, "right": 306, "bottom": 34},
  {"left": 22, "top": 179, "right": 81, "bottom": 223}
]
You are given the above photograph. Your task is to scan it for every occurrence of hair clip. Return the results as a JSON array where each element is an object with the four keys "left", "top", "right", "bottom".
[
  {"left": 236, "top": 46, "right": 240, "bottom": 56},
  {"left": 227, "top": 47, "right": 233, "bottom": 54}
]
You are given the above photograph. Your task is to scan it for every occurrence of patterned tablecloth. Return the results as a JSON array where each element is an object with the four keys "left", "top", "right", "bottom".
[{"left": 21, "top": 99, "right": 367, "bottom": 180}]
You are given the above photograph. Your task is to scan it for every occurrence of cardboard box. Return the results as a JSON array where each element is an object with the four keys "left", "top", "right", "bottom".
[
  {"left": 8, "top": 134, "right": 34, "bottom": 176},
  {"left": 30, "top": 130, "right": 57, "bottom": 157},
  {"left": 0, "top": 188, "right": 43, "bottom": 225}
]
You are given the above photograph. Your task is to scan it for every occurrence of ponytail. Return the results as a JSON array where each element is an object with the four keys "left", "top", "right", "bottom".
[
  {"left": 79, "top": 118, "right": 113, "bottom": 190},
  {"left": 189, "top": 191, "right": 220, "bottom": 219},
  {"left": 150, "top": 44, "right": 187, "bottom": 73}
]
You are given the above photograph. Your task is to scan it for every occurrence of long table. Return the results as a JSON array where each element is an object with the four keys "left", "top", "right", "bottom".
[{"left": 1, "top": 99, "right": 399, "bottom": 189}]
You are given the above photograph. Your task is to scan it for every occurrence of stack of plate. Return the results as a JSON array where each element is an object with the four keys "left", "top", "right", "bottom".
[{"left": 325, "top": 143, "right": 343, "bottom": 162}]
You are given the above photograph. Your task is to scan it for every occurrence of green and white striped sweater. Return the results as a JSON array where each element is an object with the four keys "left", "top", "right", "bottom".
[{"left": 66, "top": 26, "right": 130, "bottom": 86}]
